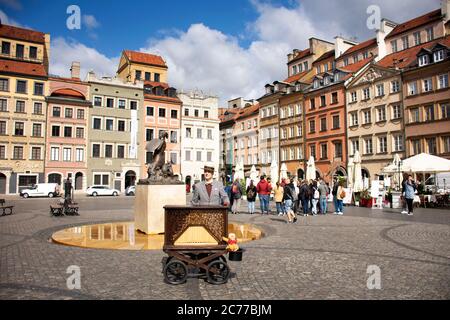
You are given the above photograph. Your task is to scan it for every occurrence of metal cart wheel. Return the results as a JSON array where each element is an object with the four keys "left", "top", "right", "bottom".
[
  {"left": 163, "top": 259, "right": 188, "bottom": 285},
  {"left": 206, "top": 259, "right": 230, "bottom": 285}
]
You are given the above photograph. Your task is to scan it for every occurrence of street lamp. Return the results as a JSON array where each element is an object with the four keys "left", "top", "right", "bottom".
[{"left": 397, "top": 159, "right": 403, "bottom": 191}]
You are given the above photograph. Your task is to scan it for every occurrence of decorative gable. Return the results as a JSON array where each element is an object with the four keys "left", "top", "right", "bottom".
[{"left": 351, "top": 66, "right": 396, "bottom": 87}]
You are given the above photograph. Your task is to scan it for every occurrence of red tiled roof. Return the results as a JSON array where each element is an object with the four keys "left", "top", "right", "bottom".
[
  {"left": 144, "top": 81, "right": 169, "bottom": 88},
  {"left": 0, "top": 24, "right": 46, "bottom": 43},
  {"left": 341, "top": 38, "right": 377, "bottom": 57},
  {"left": 314, "top": 50, "right": 335, "bottom": 63},
  {"left": 235, "top": 103, "right": 260, "bottom": 120},
  {"left": 385, "top": 9, "right": 442, "bottom": 40},
  {"left": 377, "top": 35, "right": 450, "bottom": 69},
  {"left": 284, "top": 71, "right": 308, "bottom": 83},
  {"left": 338, "top": 56, "right": 374, "bottom": 73},
  {"left": 51, "top": 88, "right": 85, "bottom": 99},
  {"left": 0, "top": 59, "right": 47, "bottom": 77},
  {"left": 290, "top": 49, "right": 312, "bottom": 63},
  {"left": 123, "top": 50, "right": 167, "bottom": 68}
]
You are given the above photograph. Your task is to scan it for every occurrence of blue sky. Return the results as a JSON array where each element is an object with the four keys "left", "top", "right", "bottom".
[{"left": 0, "top": 0, "right": 441, "bottom": 104}]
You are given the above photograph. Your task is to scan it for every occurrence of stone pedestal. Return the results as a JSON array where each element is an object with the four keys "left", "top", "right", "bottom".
[{"left": 134, "top": 184, "right": 186, "bottom": 235}]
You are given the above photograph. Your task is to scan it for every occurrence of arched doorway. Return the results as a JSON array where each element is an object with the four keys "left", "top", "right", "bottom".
[
  {"left": 361, "top": 168, "right": 370, "bottom": 179},
  {"left": 125, "top": 171, "right": 136, "bottom": 189},
  {"left": 0, "top": 173, "right": 6, "bottom": 194},
  {"left": 48, "top": 173, "right": 62, "bottom": 185},
  {"left": 75, "top": 172, "right": 83, "bottom": 190},
  {"left": 334, "top": 167, "right": 347, "bottom": 177},
  {"left": 315, "top": 170, "right": 321, "bottom": 180},
  {"left": 297, "top": 168, "right": 304, "bottom": 180}
]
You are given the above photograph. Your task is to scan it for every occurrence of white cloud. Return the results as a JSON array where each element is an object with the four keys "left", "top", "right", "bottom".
[
  {"left": 82, "top": 14, "right": 100, "bottom": 30},
  {"left": 50, "top": 37, "right": 118, "bottom": 79},
  {"left": 0, "top": 9, "right": 23, "bottom": 27}
]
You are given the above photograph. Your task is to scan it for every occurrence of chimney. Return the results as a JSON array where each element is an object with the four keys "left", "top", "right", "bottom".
[
  {"left": 334, "top": 36, "right": 356, "bottom": 59},
  {"left": 443, "top": 0, "right": 450, "bottom": 24},
  {"left": 70, "top": 61, "right": 80, "bottom": 79},
  {"left": 376, "top": 19, "right": 396, "bottom": 61}
]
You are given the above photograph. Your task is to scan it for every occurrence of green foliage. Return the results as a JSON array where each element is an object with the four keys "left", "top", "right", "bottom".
[
  {"left": 360, "top": 189, "right": 371, "bottom": 200},
  {"left": 239, "top": 179, "right": 247, "bottom": 196}
]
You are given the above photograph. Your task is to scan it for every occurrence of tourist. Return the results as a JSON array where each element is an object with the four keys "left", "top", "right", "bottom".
[
  {"left": 246, "top": 180, "right": 257, "bottom": 214},
  {"left": 335, "top": 180, "right": 345, "bottom": 215},
  {"left": 332, "top": 177, "right": 339, "bottom": 214},
  {"left": 191, "top": 166, "right": 230, "bottom": 206},
  {"left": 231, "top": 178, "right": 244, "bottom": 214},
  {"left": 283, "top": 178, "right": 298, "bottom": 223},
  {"left": 311, "top": 180, "right": 319, "bottom": 216},
  {"left": 401, "top": 174, "right": 408, "bottom": 214},
  {"left": 404, "top": 175, "right": 417, "bottom": 216},
  {"left": 256, "top": 175, "right": 272, "bottom": 215},
  {"left": 318, "top": 178, "right": 329, "bottom": 214},
  {"left": 299, "top": 180, "right": 310, "bottom": 216},
  {"left": 274, "top": 182, "right": 286, "bottom": 216}
]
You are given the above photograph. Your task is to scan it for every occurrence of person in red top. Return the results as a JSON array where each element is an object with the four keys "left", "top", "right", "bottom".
[{"left": 256, "top": 175, "right": 272, "bottom": 215}]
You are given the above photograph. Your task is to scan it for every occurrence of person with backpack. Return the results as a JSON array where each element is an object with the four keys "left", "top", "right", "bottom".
[
  {"left": 246, "top": 180, "right": 257, "bottom": 214},
  {"left": 274, "top": 182, "right": 286, "bottom": 216},
  {"left": 231, "top": 178, "right": 244, "bottom": 214},
  {"left": 404, "top": 175, "right": 417, "bottom": 216},
  {"left": 283, "top": 178, "right": 298, "bottom": 223},
  {"left": 299, "top": 180, "right": 310, "bottom": 216},
  {"left": 318, "top": 178, "right": 329, "bottom": 214},
  {"left": 311, "top": 180, "right": 320, "bottom": 216},
  {"left": 256, "top": 175, "right": 272, "bottom": 215},
  {"left": 335, "top": 180, "right": 346, "bottom": 215}
]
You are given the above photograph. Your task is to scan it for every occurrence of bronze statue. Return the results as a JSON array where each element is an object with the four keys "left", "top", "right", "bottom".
[{"left": 139, "top": 131, "right": 180, "bottom": 184}]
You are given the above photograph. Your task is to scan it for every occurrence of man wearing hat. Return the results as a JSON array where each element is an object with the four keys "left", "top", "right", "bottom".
[{"left": 191, "top": 166, "right": 230, "bottom": 206}]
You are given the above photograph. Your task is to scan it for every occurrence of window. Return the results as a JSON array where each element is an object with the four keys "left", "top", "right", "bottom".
[
  {"left": 411, "top": 108, "right": 420, "bottom": 123},
  {"left": 196, "top": 151, "right": 202, "bottom": 161},
  {"left": 376, "top": 84, "right": 384, "bottom": 96},
  {"left": 316, "top": 66, "right": 321, "bottom": 74},
  {"left": 16, "top": 44, "right": 24, "bottom": 58},
  {"left": 344, "top": 58, "right": 349, "bottom": 66},
  {"left": 118, "top": 99, "right": 126, "bottom": 109},
  {"left": 423, "top": 78, "right": 432, "bottom": 92},
  {"left": 310, "top": 98, "right": 316, "bottom": 110},
  {"left": 391, "top": 80, "right": 400, "bottom": 93},
  {"left": 50, "top": 147, "right": 59, "bottom": 161},
  {"left": 118, "top": 120, "right": 125, "bottom": 132},
  {"left": 377, "top": 107, "right": 386, "bottom": 122},
  {"left": 290, "top": 126, "right": 295, "bottom": 138},
  {"left": 76, "top": 148, "right": 84, "bottom": 162},
  {"left": 292, "top": 65, "right": 297, "bottom": 75},
  {"left": 146, "top": 128, "right": 154, "bottom": 141},
  {"left": 92, "top": 144, "right": 100, "bottom": 158},
  {"left": 392, "top": 104, "right": 402, "bottom": 119},
  {"left": 414, "top": 31, "right": 421, "bottom": 46},
  {"left": 33, "top": 82, "right": 44, "bottom": 96},
  {"left": 106, "top": 98, "right": 114, "bottom": 108},
  {"left": 194, "top": 109, "right": 199, "bottom": 117},
  {"left": 391, "top": 40, "right": 398, "bottom": 53},
  {"left": 63, "top": 148, "right": 71, "bottom": 161},
  {"left": 408, "top": 82, "right": 417, "bottom": 95},
  {"left": 159, "top": 108, "right": 166, "bottom": 117},
  {"left": 204, "top": 110, "right": 209, "bottom": 118},
  {"left": 171, "top": 110, "right": 178, "bottom": 119},
  {"left": 105, "top": 145, "right": 113, "bottom": 158},
  {"left": 14, "top": 122, "right": 24, "bottom": 136},
  {"left": 93, "top": 118, "right": 101, "bottom": 130},
  {"left": 441, "top": 104, "right": 450, "bottom": 119},
  {"left": 170, "top": 153, "right": 177, "bottom": 164},
  {"left": 147, "top": 106, "right": 154, "bottom": 116},
  {"left": 443, "top": 137, "right": 450, "bottom": 153},
  {"left": 13, "top": 146, "right": 23, "bottom": 159},
  {"left": 365, "top": 138, "right": 373, "bottom": 154},
  {"left": 64, "top": 126, "right": 72, "bottom": 137},
  {"left": 426, "top": 27, "right": 434, "bottom": 42},
  {"left": 353, "top": 54, "right": 359, "bottom": 63},
  {"left": 1, "top": 41, "right": 10, "bottom": 55},
  {"left": 350, "top": 112, "right": 358, "bottom": 126},
  {"left": 106, "top": 120, "right": 115, "bottom": 131},
  {"left": 0, "top": 145, "right": 5, "bottom": 159},
  {"left": 379, "top": 136, "right": 387, "bottom": 153},
  {"left": 0, "top": 121, "right": 6, "bottom": 134},
  {"left": 425, "top": 105, "right": 435, "bottom": 121},
  {"left": 16, "top": 100, "right": 25, "bottom": 113},
  {"left": 309, "top": 119, "right": 315, "bottom": 133},
  {"left": 170, "top": 131, "right": 177, "bottom": 143},
  {"left": 94, "top": 97, "right": 102, "bottom": 107},
  {"left": 76, "top": 127, "right": 84, "bottom": 138},
  {"left": 154, "top": 73, "right": 160, "bottom": 82},
  {"left": 33, "top": 102, "right": 42, "bottom": 115},
  {"left": 197, "top": 128, "right": 202, "bottom": 139},
  {"left": 393, "top": 135, "right": 403, "bottom": 152},
  {"left": 402, "top": 36, "right": 409, "bottom": 50},
  {"left": 185, "top": 150, "right": 191, "bottom": 161},
  {"left": 76, "top": 109, "right": 84, "bottom": 119},
  {"left": 135, "top": 70, "right": 142, "bottom": 80},
  {"left": 297, "top": 125, "right": 302, "bottom": 137},
  {"left": 184, "top": 108, "right": 189, "bottom": 116},
  {"left": 65, "top": 108, "right": 73, "bottom": 118},
  {"left": 334, "top": 141, "right": 343, "bottom": 158},
  {"left": 324, "top": 63, "right": 329, "bottom": 72},
  {"left": 331, "top": 92, "right": 338, "bottom": 104},
  {"left": 332, "top": 115, "right": 340, "bottom": 129},
  {"left": 418, "top": 55, "right": 429, "bottom": 67},
  {"left": 320, "top": 95, "right": 326, "bottom": 107},
  {"left": 363, "top": 88, "right": 370, "bottom": 100},
  {"left": 282, "top": 128, "right": 287, "bottom": 139},
  {"left": 0, "top": 99, "right": 6, "bottom": 111},
  {"left": 438, "top": 74, "right": 448, "bottom": 89},
  {"left": 51, "top": 126, "right": 60, "bottom": 137},
  {"left": 130, "top": 101, "right": 137, "bottom": 110},
  {"left": 145, "top": 72, "right": 151, "bottom": 81},
  {"left": 117, "top": 145, "right": 125, "bottom": 159},
  {"left": 0, "top": 78, "right": 8, "bottom": 92},
  {"left": 434, "top": 50, "right": 445, "bottom": 62},
  {"left": 352, "top": 140, "right": 359, "bottom": 155},
  {"left": 320, "top": 143, "right": 328, "bottom": 159},
  {"left": 32, "top": 123, "right": 41, "bottom": 137},
  {"left": 412, "top": 139, "right": 421, "bottom": 155},
  {"left": 427, "top": 138, "right": 437, "bottom": 154},
  {"left": 309, "top": 145, "right": 316, "bottom": 159},
  {"left": 363, "top": 51, "right": 369, "bottom": 59},
  {"left": 16, "top": 79, "right": 27, "bottom": 93},
  {"left": 303, "top": 61, "right": 308, "bottom": 71},
  {"left": 363, "top": 110, "right": 371, "bottom": 124},
  {"left": 207, "top": 129, "right": 212, "bottom": 140},
  {"left": 93, "top": 174, "right": 109, "bottom": 186},
  {"left": 185, "top": 127, "right": 191, "bottom": 138}
]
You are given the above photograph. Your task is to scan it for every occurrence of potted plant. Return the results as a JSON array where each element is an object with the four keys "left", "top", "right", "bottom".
[{"left": 360, "top": 189, "right": 372, "bottom": 207}]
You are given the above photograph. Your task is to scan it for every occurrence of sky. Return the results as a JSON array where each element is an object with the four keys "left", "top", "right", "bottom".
[{"left": 0, "top": 0, "right": 441, "bottom": 105}]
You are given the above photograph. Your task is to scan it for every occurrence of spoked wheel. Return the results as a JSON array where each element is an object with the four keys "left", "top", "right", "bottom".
[
  {"left": 163, "top": 259, "right": 188, "bottom": 285},
  {"left": 207, "top": 259, "right": 230, "bottom": 285}
]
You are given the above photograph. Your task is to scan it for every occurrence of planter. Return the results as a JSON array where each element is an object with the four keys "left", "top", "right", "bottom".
[{"left": 228, "top": 249, "right": 244, "bottom": 261}]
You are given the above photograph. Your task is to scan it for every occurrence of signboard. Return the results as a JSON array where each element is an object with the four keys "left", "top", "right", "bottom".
[
  {"left": 342, "top": 188, "right": 353, "bottom": 204},
  {"left": 370, "top": 180, "right": 380, "bottom": 198}
]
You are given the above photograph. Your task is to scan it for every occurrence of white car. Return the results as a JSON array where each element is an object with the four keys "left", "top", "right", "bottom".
[
  {"left": 20, "top": 183, "right": 60, "bottom": 198},
  {"left": 125, "top": 185, "right": 135, "bottom": 196},
  {"left": 86, "top": 185, "right": 120, "bottom": 197}
]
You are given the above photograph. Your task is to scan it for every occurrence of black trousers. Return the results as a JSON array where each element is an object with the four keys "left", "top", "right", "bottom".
[{"left": 406, "top": 198, "right": 414, "bottom": 213}]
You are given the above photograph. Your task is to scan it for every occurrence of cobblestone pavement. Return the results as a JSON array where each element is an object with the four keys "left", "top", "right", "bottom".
[{"left": 0, "top": 195, "right": 449, "bottom": 300}]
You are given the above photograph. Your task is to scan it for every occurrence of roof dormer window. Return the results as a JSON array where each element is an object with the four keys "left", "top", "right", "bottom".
[
  {"left": 313, "top": 79, "right": 319, "bottom": 88},
  {"left": 434, "top": 50, "right": 445, "bottom": 63},
  {"left": 418, "top": 55, "right": 429, "bottom": 67}
]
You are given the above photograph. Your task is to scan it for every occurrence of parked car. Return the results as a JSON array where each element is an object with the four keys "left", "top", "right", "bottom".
[
  {"left": 86, "top": 185, "right": 120, "bottom": 197},
  {"left": 20, "top": 183, "right": 60, "bottom": 198},
  {"left": 125, "top": 185, "right": 135, "bottom": 196}
]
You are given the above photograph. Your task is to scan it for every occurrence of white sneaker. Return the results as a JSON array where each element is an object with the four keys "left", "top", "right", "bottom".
[
  {"left": 333, "top": 212, "right": 338, "bottom": 215},
  {"left": 338, "top": 212, "right": 344, "bottom": 215},
  {"left": 401, "top": 210, "right": 407, "bottom": 214},
  {"left": 407, "top": 212, "right": 413, "bottom": 216}
]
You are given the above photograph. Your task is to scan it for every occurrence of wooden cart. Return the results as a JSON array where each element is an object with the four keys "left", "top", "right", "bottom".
[{"left": 162, "top": 205, "right": 231, "bottom": 285}]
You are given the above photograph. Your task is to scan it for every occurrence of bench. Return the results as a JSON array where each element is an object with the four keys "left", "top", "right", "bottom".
[
  {"left": 50, "top": 205, "right": 64, "bottom": 217},
  {"left": 0, "top": 198, "right": 14, "bottom": 216},
  {"left": 64, "top": 204, "right": 79, "bottom": 216}
]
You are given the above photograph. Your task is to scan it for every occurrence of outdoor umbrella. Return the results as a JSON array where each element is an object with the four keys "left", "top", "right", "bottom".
[
  {"left": 353, "top": 151, "right": 363, "bottom": 192},
  {"left": 250, "top": 165, "right": 259, "bottom": 183},
  {"left": 401, "top": 153, "right": 450, "bottom": 172},
  {"left": 347, "top": 158, "right": 354, "bottom": 189},
  {"left": 280, "top": 163, "right": 288, "bottom": 182},
  {"left": 270, "top": 160, "right": 279, "bottom": 187},
  {"left": 306, "top": 156, "right": 316, "bottom": 182}
]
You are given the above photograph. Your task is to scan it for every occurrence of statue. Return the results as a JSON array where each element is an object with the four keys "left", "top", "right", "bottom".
[{"left": 139, "top": 131, "right": 180, "bottom": 184}]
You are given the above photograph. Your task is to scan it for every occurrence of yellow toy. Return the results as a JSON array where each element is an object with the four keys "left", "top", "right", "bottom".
[{"left": 222, "top": 233, "right": 239, "bottom": 252}]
